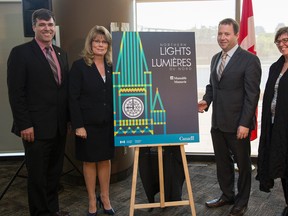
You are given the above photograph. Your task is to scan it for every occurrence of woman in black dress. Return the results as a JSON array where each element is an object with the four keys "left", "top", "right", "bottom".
[
  {"left": 69, "top": 25, "right": 115, "bottom": 216},
  {"left": 256, "top": 27, "right": 288, "bottom": 216}
]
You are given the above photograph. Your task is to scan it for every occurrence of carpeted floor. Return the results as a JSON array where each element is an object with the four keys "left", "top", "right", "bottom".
[{"left": 0, "top": 157, "right": 286, "bottom": 216}]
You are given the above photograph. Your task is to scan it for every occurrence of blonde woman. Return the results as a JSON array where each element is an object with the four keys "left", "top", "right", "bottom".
[{"left": 69, "top": 25, "right": 115, "bottom": 216}]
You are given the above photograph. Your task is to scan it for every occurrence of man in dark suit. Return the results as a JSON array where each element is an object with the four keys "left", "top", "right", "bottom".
[
  {"left": 198, "top": 18, "right": 261, "bottom": 216},
  {"left": 7, "top": 9, "right": 70, "bottom": 216}
]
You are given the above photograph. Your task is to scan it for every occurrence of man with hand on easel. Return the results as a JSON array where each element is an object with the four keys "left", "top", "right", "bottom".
[
  {"left": 7, "top": 9, "right": 70, "bottom": 216},
  {"left": 198, "top": 18, "right": 261, "bottom": 216}
]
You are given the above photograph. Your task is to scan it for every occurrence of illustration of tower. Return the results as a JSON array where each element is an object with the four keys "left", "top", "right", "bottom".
[{"left": 113, "top": 32, "right": 166, "bottom": 138}]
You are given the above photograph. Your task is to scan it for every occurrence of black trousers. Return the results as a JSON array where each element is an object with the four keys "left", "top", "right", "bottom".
[
  {"left": 139, "top": 146, "right": 185, "bottom": 203},
  {"left": 23, "top": 132, "right": 66, "bottom": 216},
  {"left": 282, "top": 178, "right": 288, "bottom": 205},
  {"left": 211, "top": 128, "right": 252, "bottom": 207}
]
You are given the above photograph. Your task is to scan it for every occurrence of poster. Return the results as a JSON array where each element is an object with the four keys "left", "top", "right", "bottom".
[{"left": 112, "top": 32, "right": 199, "bottom": 146}]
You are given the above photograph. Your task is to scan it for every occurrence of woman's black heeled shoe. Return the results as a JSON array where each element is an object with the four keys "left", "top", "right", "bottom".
[
  {"left": 97, "top": 196, "right": 115, "bottom": 215},
  {"left": 87, "top": 211, "right": 97, "bottom": 216},
  {"left": 103, "top": 208, "right": 115, "bottom": 215}
]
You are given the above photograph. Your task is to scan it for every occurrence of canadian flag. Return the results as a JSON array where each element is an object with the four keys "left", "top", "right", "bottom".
[{"left": 238, "top": 0, "right": 258, "bottom": 141}]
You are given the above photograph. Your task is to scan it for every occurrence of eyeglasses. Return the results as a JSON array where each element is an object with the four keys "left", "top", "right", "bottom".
[
  {"left": 274, "top": 38, "right": 288, "bottom": 46},
  {"left": 93, "top": 40, "right": 108, "bottom": 45}
]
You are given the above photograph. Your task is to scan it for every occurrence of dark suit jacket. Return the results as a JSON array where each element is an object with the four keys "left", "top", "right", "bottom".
[
  {"left": 7, "top": 39, "right": 69, "bottom": 139},
  {"left": 69, "top": 58, "right": 113, "bottom": 129},
  {"left": 203, "top": 46, "right": 261, "bottom": 133},
  {"left": 256, "top": 55, "right": 288, "bottom": 192}
]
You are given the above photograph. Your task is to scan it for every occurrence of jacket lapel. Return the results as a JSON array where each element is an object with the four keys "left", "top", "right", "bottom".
[
  {"left": 212, "top": 52, "right": 222, "bottom": 82},
  {"left": 31, "top": 39, "right": 49, "bottom": 65},
  {"left": 221, "top": 47, "right": 242, "bottom": 76},
  {"left": 31, "top": 40, "right": 60, "bottom": 86},
  {"left": 53, "top": 46, "right": 66, "bottom": 85}
]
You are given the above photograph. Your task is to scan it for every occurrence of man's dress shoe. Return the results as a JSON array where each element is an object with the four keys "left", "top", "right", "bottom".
[
  {"left": 228, "top": 205, "right": 247, "bottom": 216},
  {"left": 205, "top": 198, "right": 234, "bottom": 208}
]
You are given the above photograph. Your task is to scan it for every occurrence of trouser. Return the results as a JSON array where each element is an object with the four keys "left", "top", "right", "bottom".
[
  {"left": 211, "top": 128, "right": 252, "bottom": 207},
  {"left": 282, "top": 178, "right": 288, "bottom": 205},
  {"left": 23, "top": 132, "right": 66, "bottom": 216}
]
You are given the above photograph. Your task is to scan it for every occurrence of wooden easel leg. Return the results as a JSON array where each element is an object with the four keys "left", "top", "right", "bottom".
[
  {"left": 158, "top": 146, "right": 165, "bottom": 208},
  {"left": 128, "top": 144, "right": 197, "bottom": 215},
  {"left": 180, "top": 145, "right": 197, "bottom": 216},
  {"left": 129, "top": 147, "right": 140, "bottom": 216}
]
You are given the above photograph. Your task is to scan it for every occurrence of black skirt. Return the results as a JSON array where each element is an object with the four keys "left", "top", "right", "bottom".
[{"left": 75, "top": 122, "right": 115, "bottom": 162}]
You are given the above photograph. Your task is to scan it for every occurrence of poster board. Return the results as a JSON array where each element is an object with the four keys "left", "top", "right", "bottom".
[{"left": 112, "top": 32, "right": 199, "bottom": 146}]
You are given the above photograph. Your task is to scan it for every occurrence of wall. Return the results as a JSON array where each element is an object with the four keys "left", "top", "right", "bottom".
[
  {"left": 0, "top": 0, "right": 133, "bottom": 160},
  {"left": 0, "top": 2, "right": 30, "bottom": 155},
  {"left": 52, "top": 0, "right": 134, "bottom": 64}
]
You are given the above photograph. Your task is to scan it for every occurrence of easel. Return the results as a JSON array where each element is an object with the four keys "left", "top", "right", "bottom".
[
  {"left": 0, "top": 159, "right": 26, "bottom": 200},
  {"left": 129, "top": 143, "right": 196, "bottom": 216},
  {"left": 0, "top": 153, "right": 82, "bottom": 200}
]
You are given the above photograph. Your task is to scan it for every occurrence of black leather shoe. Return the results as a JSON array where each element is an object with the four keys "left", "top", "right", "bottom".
[
  {"left": 87, "top": 211, "right": 97, "bottom": 216},
  {"left": 228, "top": 205, "right": 247, "bottom": 216},
  {"left": 97, "top": 195, "right": 115, "bottom": 215},
  {"left": 206, "top": 198, "right": 234, "bottom": 208},
  {"left": 103, "top": 208, "right": 115, "bottom": 215}
]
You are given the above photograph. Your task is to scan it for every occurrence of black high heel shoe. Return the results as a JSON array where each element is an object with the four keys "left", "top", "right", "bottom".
[
  {"left": 86, "top": 211, "right": 97, "bottom": 216},
  {"left": 97, "top": 196, "right": 115, "bottom": 215}
]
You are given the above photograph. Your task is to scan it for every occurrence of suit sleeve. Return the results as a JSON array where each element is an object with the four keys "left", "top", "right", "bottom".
[
  {"left": 202, "top": 55, "right": 217, "bottom": 110},
  {"left": 7, "top": 47, "right": 33, "bottom": 132},
  {"left": 69, "top": 60, "right": 84, "bottom": 129},
  {"left": 239, "top": 54, "right": 262, "bottom": 128}
]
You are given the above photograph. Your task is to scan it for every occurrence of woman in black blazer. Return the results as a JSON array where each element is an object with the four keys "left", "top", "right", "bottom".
[
  {"left": 256, "top": 27, "right": 288, "bottom": 216},
  {"left": 69, "top": 26, "right": 115, "bottom": 216}
]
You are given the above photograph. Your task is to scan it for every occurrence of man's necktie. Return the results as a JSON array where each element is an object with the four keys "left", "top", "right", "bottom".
[
  {"left": 45, "top": 47, "right": 60, "bottom": 85},
  {"left": 217, "top": 52, "right": 227, "bottom": 80}
]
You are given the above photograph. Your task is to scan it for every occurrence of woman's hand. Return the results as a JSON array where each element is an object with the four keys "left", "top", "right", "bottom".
[{"left": 75, "top": 127, "right": 87, "bottom": 139}]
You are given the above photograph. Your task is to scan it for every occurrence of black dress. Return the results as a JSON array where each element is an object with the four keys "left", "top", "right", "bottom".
[
  {"left": 75, "top": 123, "right": 114, "bottom": 162},
  {"left": 256, "top": 56, "right": 288, "bottom": 192},
  {"left": 69, "top": 58, "right": 115, "bottom": 162}
]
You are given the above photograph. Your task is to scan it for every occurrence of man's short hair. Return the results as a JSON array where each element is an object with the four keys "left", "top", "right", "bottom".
[
  {"left": 31, "top": 8, "right": 55, "bottom": 26},
  {"left": 219, "top": 18, "right": 239, "bottom": 35}
]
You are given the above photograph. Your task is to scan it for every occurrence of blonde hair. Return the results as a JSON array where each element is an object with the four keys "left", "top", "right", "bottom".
[{"left": 81, "top": 25, "right": 112, "bottom": 66}]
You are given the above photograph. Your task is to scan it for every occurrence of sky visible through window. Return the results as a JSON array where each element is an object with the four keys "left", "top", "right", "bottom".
[{"left": 137, "top": 0, "right": 287, "bottom": 33}]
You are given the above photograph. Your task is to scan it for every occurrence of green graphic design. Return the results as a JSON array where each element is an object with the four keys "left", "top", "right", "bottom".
[{"left": 113, "top": 32, "right": 166, "bottom": 137}]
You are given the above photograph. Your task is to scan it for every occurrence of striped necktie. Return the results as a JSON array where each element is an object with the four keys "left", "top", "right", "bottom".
[
  {"left": 45, "top": 47, "right": 60, "bottom": 85},
  {"left": 217, "top": 52, "right": 227, "bottom": 80}
]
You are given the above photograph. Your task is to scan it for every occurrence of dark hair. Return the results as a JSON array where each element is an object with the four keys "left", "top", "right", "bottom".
[
  {"left": 31, "top": 8, "right": 55, "bottom": 26},
  {"left": 218, "top": 18, "right": 239, "bottom": 35},
  {"left": 274, "top": 27, "right": 288, "bottom": 42}
]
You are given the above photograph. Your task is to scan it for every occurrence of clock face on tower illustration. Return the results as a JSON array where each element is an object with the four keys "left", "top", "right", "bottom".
[{"left": 122, "top": 97, "right": 144, "bottom": 119}]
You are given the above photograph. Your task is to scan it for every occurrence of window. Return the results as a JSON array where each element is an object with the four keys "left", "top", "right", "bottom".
[{"left": 136, "top": 0, "right": 288, "bottom": 155}]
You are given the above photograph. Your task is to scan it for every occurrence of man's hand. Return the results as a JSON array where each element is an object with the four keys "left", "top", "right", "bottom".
[
  {"left": 21, "top": 127, "right": 34, "bottom": 142},
  {"left": 198, "top": 100, "right": 208, "bottom": 113},
  {"left": 237, "top": 126, "right": 249, "bottom": 139}
]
